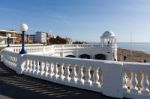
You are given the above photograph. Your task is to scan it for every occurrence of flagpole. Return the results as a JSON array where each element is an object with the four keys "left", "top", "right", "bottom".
[{"left": 130, "top": 32, "right": 133, "bottom": 61}]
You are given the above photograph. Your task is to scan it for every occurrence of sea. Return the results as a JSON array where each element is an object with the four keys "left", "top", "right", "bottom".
[
  {"left": 117, "top": 42, "right": 150, "bottom": 54},
  {"left": 89, "top": 42, "right": 150, "bottom": 54}
]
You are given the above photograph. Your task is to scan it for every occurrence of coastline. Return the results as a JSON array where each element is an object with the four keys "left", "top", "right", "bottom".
[{"left": 117, "top": 48, "right": 150, "bottom": 62}]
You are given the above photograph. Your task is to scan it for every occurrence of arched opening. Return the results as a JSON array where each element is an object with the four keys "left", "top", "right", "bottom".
[
  {"left": 79, "top": 54, "right": 91, "bottom": 59},
  {"left": 65, "top": 55, "right": 76, "bottom": 58},
  {"left": 95, "top": 54, "right": 106, "bottom": 60}
]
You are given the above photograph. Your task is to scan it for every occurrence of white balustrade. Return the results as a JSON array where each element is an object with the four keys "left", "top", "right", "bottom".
[
  {"left": 123, "top": 62, "right": 150, "bottom": 99},
  {"left": 2, "top": 45, "right": 150, "bottom": 99}
]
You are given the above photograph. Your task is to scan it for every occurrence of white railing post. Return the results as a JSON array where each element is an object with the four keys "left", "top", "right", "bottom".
[
  {"left": 78, "top": 66, "right": 84, "bottom": 85},
  {"left": 85, "top": 66, "right": 92, "bottom": 86},
  {"left": 123, "top": 72, "right": 129, "bottom": 92},
  {"left": 16, "top": 54, "right": 25, "bottom": 74},
  {"left": 93, "top": 67, "right": 100, "bottom": 87},
  {"left": 71, "top": 65, "right": 77, "bottom": 83},
  {"left": 60, "top": 63, "right": 64, "bottom": 80},
  {"left": 45, "top": 61, "right": 49, "bottom": 77},
  {"left": 130, "top": 71, "right": 138, "bottom": 94},
  {"left": 49, "top": 62, "right": 54, "bottom": 78},
  {"left": 102, "top": 62, "right": 123, "bottom": 98},
  {"left": 64, "top": 64, "right": 71, "bottom": 81},
  {"left": 141, "top": 72, "right": 149, "bottom": 95},
  {"left": 36, "top": 61, "right": 40, "bottom": 75},
  {"left": 54, "top": 63, "right": 59, "bottom": 79}
]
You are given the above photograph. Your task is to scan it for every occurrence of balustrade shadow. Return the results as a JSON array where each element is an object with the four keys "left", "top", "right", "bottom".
[{"left": 0, "top": 62, "right": 117, "bottom": 99}]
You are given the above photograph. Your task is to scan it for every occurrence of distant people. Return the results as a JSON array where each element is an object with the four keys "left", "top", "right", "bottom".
[
  {"left": 144, "top": 59, "right": 146, "bottom": 63},
  {"left": 108, "top": 41, "right": 110, "bottom": 46},
  {"left": 124, "top": 56, "right": 127, "bottom": 61}
]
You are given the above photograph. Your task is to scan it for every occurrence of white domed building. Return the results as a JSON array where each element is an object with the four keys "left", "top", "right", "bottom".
[{"left": 100, "top": 31, "right": 117, "bottom": 61}]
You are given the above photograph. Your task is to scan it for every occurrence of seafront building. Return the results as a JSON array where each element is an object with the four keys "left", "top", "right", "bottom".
[
  {"left": 0, "top": 29, "right": 16, "bottom": 44},
  {"left": 0, "top": 29, "right": 72, "bottom": 45},
  {"left": 35, "top": 31, "right": 47, "bottom": 44}
]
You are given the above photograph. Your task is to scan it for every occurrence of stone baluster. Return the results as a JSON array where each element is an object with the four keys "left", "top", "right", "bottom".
[
  {"left": 78, "top": 66, "right": 84, "bottom": 84},
  {"left": 60, "top": 63, "right": 64, "bottom": 80},
  {"left": 93, "top": 67, "right": 100, "bottom": 87},
  {"left": 29, "top": 60, "right": 33, "bottom": 73},
  {"left": 71, "top": 65, "right": 77, "bottom": 83},
  {"left": 25, "top": 59, "right": 29, "bottom": 71},
  {"left": 45, "top": 61, "right": 49, "bottom": 77},
  {"left": 123, "top": 72, "right": 128, "bottom": 91},
  {"left": 50, "top": 62, "right": 54, "bottom": 78},
  {"left": 130, "top": 71, "right": 138, "bottom": 94},
  {"left": 40, "top": 61, "right": 44, "bottom": 76},
  {"left": 41, "top": 61, "right": 46, "bottom": 76},
  {"left": 85, "top": 66, "right": 92, "bottom": 86},
  {"left": 141, "top": 72, "right": 149, "bottom": 95},
  {"left": 64, "top": 64, "right": 71, "bottom": 81},
  {"left": 36, "top": 61, "right": 40, "bottom": 74},
  {"left": 54, "top": 63, "right": 59, "bottom": 79},
  {"left": 32, "top": 60, "right": 36, "bottom": 73}
]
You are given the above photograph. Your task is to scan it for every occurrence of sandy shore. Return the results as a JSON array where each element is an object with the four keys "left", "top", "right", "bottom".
[{"left": 118, "top": 48, "right": 150, "bottom": 63}]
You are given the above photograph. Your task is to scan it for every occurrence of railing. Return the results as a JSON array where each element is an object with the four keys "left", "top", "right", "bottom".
[
  {"left": 1, "top": 48, "right": 18, "bottom": 71},
  {"left": 22, "top": 55, "right": 104, "bottom": 92},
  {"left": 0, "top": 47, "right": 122, "bottom": 98},
  {"left": 1, "top": 44, "right": 150, "bottom": 99},
  {"left": 123, "top": 62, "right": 150, "bottom": 99}
]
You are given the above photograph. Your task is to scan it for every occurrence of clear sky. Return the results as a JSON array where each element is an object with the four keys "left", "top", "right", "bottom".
[{"left": 0, "top": 0, "right": 150, "bottom": 42}]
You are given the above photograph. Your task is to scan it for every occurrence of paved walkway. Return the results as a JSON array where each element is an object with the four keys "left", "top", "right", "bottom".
[{"left": 0, "top": 62, "right": 117, "bottom": 99}]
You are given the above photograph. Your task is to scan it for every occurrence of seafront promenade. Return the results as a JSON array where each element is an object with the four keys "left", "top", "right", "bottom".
[{"left": 0, "top": 62, "right": 115, "bottom": 99}]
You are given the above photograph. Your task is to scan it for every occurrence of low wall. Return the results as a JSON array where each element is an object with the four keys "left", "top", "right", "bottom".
[{"left": 1, "top": 46, "right": 150, "bottom": 99}]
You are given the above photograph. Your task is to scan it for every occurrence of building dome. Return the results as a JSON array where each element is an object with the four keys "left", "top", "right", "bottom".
[{"left": 101, "top": 31, "right": 115, "bottom": 38}]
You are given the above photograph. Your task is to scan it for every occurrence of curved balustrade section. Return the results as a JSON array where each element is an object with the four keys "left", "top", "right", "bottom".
[
  {"left": 1, "top": 48, "right": 18, "bottom": 71},
  {"left": 3, "top": 45, "right": 150, "bottom": 99},
  {"left": 0, "top": 47, "right": 123, "bottom": 98},
  {"left": 22, "top": 55, "right": 103, "bottom": 92}
]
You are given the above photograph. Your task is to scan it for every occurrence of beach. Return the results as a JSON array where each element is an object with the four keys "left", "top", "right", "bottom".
[{"left": 118, "top": 48, "right": 150, "bottom": 62}]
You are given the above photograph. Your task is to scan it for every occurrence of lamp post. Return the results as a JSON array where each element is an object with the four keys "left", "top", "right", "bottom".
[
  {"left": 7, "top": 34, "right": 11, "bottom": 47},
  {"left": 19, "top": 24, "right": 28, "bottom": 54}
]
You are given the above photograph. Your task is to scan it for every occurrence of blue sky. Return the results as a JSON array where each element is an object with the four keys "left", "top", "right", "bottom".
[{"left": 0, "top": 0, "right": 150, "bottom": 42}]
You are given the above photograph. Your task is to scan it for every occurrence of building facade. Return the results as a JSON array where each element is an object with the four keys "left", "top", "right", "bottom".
[
  {"left": 0, "top": 30, "right": 16, "bottom": 44},
  {"left": 35, "top": 32, "right": 47, "bottom": 44}
]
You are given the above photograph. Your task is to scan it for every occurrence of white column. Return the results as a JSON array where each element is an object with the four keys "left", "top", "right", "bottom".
[
  {"left": 45, "top": 61, "right": 49, "bottom": 77},
  {"left": 123, "top": 72, "right": 128, "bottom": 92},
  {"left": 64, "top": 64, "right": 71, "bottom": 81},
  {"left": 71, "top": 65, "right": 77, "bottom": 83},
  {"left": 54, "top": 63, "right": 59, "bottom": 79},
  {"left": 130, "top": 72, "right": 138, "bottom": 94},
  {"left": 49, "top": 62, "right": 54, "bottom": 78},
  {"left": 78, "top": 66, "right": 84, "bottom": 84},
  {"left": 93, "top": 67, "right": 100, "bottom": 87},
  {"left": 36, "top": 61, "right": 40, "bottom": 75},
  {"left": 102, "top": 62, "right": 123, "bottom": 98},
  {"left": 60, "top": 63, "right": 64, "bottom": 80},
  {"left": 141, "top": 72, "right": 149, "bottom": 95},
  {"left": 85, "top": 66, "right": 92, "bottom": 86}
]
